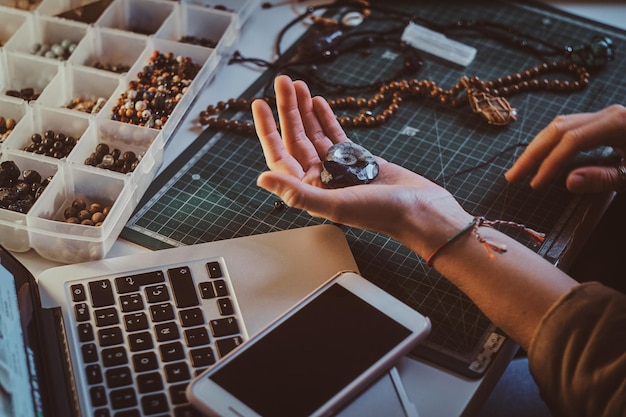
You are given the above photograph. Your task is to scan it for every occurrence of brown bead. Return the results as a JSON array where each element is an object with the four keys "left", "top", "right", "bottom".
[
  {"left": 338, "top": 116, "right": 352, "bottom": 127},
  {"left": 72, "top": 199, "right": 87, "bottom": 211},
  {"left": 91, "top": 212, "right": 105, "bottom": 223},
  {"left": 88, "top": 203, "right": 102, "bottom": 215}
]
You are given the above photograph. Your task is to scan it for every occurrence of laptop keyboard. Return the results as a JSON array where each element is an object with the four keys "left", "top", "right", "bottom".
[{"left": 67, "top": 258, "right": 247, "bottom": 417}]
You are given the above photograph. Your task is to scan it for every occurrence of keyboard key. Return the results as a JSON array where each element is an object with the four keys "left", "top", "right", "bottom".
[
  {"left": 98, "top": 327, "right": 123, "bottom": 347},
  {"left": 114, "top": 410, "right": 140, "bottom": 417},
  {"left": 115, "top": 271, "right": 165, "bottom": 294},
  {"left": 217, "top": 298, "right": 234, "bottom": 316},
  {"left": 141, "top": 393, "right": 169, "bottom": 415},
  {"left": 216, "top": 336, "right": 245, "bottom": 358},
  {"left": 74, "top": 302, "right": 90, "bottom": 321},
  {"left": 198, "top": 282, "right": 215, "bottom": 299},
  {"left": 179, "top": 308, "right": 204, "bottom": 327},
  {"left": 189, "top": 347, "right": 216, "bottom": 368},
  {"left": 120, "top": 293, "right": 144, "bottom": 313},
  {"left": 150, "top": 303, "right": 175, "bottom": 322},
  {"left": 94, "top": 307, "right": 119, "bottom": 327},
  {"left": 70, "top": 283, "right": 87, "bottom": 302},
  {"left": 159, "top": 342, "right": 185, "bottom": 363},
  {"left": 128, "top": 331, "right": 153, "bottom": 352},
  {"left": 167, "top": 266, "right": 199, "bottom": 308},
  {"left": 86, "top": 364, "right": 103, "bottom": 384},
  {"left": 184, "top": 327, "right": 210, "bottom": 347},
  {"left": 102, "top": 346, "right": 128, "bottom": 368},
  {"left": 154, "top": 322, "right": 180, "bottom": 342},
  {"left": 209, "top": 317, "right": 240, "bottom": 337},
  {"left": 137, "top": 372, "right": 164, "bottom": 394},
  {"left": 124, "top": 312, "right": 148, "bottom": 332},
  {"left": 105, "top": 366, "right": 132, "bottom": 388},
  {"left": 213, "top": 280, "right": 228, "bottom": 297},
  {"left": 109, "top": 387, "right": 137, "bottom": 409},
  {"left": 169, "top": 383, "right": 189, "bottom": 405},
  {"left": 77, "top": 323, "right": 94, "bottom": 342},
  {"left": 89, "top": 280, "right": 115, "bottom": 308},
  {"left": 132, "top": 351, "right": 158, "bottom": 373},
  {"left": 206, "top": 261, "right": 223, "bottom": 278},
  {"left": 164, "top": 361, "right": 190, "bottom": 383},
  {"left": 174, "top": 404, "right": 203, "bottom": 417},
  {"left": 90, "top": 385, "right": 107, "bottom": 407},
  {"left": 94, "top": 408, "right": 110, "bottom": 417},
  {"left": 145, "top": 284, "right": 170, "bottom": 303},
  {"left": 81, "top": 343, "right": 98, "bottom": 363}
]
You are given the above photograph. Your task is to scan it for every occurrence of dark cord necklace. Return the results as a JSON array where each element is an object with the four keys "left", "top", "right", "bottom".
[{"left": 198, "top": 1, "right": 614, "bottom": 131}]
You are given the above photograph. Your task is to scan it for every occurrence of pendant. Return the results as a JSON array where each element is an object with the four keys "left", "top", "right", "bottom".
[{"left": 462, "top": 77, "right": 518, "bottom": 126}]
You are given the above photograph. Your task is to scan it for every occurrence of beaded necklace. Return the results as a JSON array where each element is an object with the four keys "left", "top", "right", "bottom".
[{"left": 199, "top": 59, "right": 590, "bottom": 130}]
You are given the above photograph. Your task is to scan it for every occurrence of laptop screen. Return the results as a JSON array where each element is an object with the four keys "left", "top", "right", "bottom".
[{"left": 0, "top": 254, "right": 44, "bottom": 417}]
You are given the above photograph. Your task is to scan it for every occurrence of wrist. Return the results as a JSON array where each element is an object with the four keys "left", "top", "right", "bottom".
[{"left": 393, "top": 197, "right": 474, "bottom": 259}]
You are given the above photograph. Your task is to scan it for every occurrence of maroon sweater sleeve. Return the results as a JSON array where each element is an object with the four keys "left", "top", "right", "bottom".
[{"left": 528, "top": 282, "right": 626, "bottom": 417}]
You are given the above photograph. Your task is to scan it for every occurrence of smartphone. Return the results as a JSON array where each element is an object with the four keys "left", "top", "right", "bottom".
[{"left": 187, "top": 271, "right": 431, "bottom": 417}]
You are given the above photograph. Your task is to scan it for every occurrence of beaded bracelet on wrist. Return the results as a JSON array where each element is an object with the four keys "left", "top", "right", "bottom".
[{"left": 425, "top": 216, "right": 545, "bottom": 267}]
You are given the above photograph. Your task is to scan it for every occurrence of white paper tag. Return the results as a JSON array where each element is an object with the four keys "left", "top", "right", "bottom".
[{"left": 401, "top": 22, "right": 477, "bottom": 67}]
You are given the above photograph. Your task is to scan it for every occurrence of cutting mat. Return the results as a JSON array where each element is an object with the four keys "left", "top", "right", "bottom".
[{"left": 122, "top": 1, "right": 626, "bottom": 377}]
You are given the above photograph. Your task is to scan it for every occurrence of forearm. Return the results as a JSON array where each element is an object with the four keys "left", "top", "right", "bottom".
[{"left": 399, "top": 212, "right": 578, "bottom": 351}]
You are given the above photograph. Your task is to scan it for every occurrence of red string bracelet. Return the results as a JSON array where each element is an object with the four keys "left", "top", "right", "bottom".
[
  {"left": 426, "top": 217, "right": 478, "bottom": 267},
  {"left": 426, "top": 216, "right": 545, "bottom": 267}
]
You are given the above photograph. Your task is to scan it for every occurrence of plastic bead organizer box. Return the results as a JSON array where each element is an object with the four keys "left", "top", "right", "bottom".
[{"left": 0, "top": 0, "right": 260, "bottom": 263}]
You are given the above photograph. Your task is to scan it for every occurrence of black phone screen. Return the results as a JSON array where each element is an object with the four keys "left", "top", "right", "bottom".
[{"left": 208, "top": 283, "right": 412, "bottom": 417}]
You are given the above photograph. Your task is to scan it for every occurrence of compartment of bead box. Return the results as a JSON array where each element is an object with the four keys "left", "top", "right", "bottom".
[
  {"left": 36, "top": 64, "right": 120, "bottom": 114},
  {"left": 68, "top": 26, "right": 147, "bottom": 75},
  {"left": 155, "top": 3, "right": 239, "bottom": 58},
  {"left": 3, "top": 105, "right": 90, "bottom": 160},
  {"left": 0, "top": 6, "right": 28, "bottom": 46},
  {"left": 96, "top": 0, "right": 176, "bottom": 36},
  {"left": 0, "top": 95, "right": 29, "bottom": 143},
  {"left": 0, "top": 150, "right": 58, "bottom": 252},
  {"left": 98, "top": 36, "right": 218, "bottom": 140},
  {"left": 180, "top": 0, "right": 261, "bottom": 28},
  {"left": 36, "top": 0, "right": 114, "bottom": 23},
  {"left": 3, "top": 13, "right": 86, "bottom": 60},
  {"left": 0, "top": 1, "right": 40, "bottom": 12},
  {"left": 0, "top": 52, "right": 60, "bottom": 101},
  {"left": 26, "top": 163, "right": 132, "bottom": 263},
  {"left": 68, "top": 118, "right": 163, "bottom": 198}
]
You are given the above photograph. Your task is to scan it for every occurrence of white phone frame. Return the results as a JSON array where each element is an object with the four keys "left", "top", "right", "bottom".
[{"left": 187, "top": 271, "right": 431, "bottom": 417}]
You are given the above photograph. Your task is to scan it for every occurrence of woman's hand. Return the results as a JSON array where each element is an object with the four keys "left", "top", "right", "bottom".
[
  {"left": 505, "top": 104, "right": 626, "bottom": 193},
  {"left": 252, "top": 75, "right": 472, "bottom": 257}
]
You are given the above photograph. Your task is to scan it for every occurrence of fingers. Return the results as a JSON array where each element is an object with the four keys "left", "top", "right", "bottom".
[
  {"left": 252, "top": 97, "right": 305, "bottom": 179},
  {"left": 506, "top": 105, "right": 626, "bottom": 189},
  {"left": 566, "top": 165, "right": 626, "bottom": 194},
  {"left": 274, "top": 75, "right": 322, "bottom": 171},
  {"left": 292, "top": 81, "right": 336, "bottom": 158},
  {"left": 504, "top": 112, "right": 597, "bottom": 185},
  {"left": 311, "top": 96, "right": 350, "bottom": 145},
  {"left": 257, "top": 171, "right": 338, "bottom": 219}
]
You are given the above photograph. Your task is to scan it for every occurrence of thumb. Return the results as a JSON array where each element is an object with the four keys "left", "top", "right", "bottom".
[
  {"left": 565, "top": 165, "right": 626, "bottom": 194},
  {"left": 256, "top": 171, "right": 329, "bottom": 215}
]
